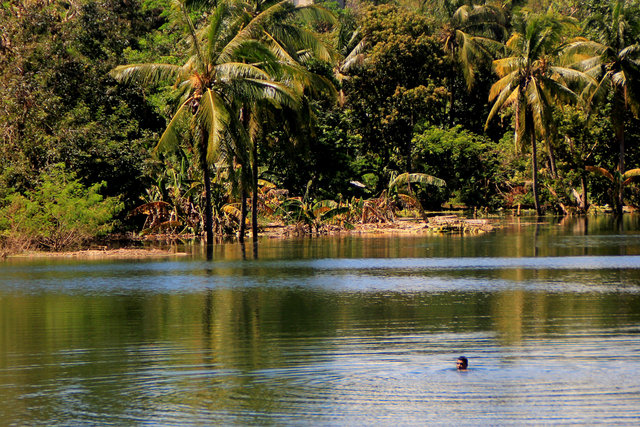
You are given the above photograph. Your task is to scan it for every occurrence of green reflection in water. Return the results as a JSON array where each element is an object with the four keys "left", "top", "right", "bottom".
[{"left": 1, "top": 215, "right": 640, "bottom": 425}]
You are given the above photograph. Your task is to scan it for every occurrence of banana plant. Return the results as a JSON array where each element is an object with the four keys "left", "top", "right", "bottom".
[
  {"left": 367, "top": 172, "right": 447, "bottom": 222},
  {"left": 276, "top": 181, "right": 350, "bottom": 233},
  {"left": 280, "top": 198, "right": 350, "bottom": 234},
  {"left": 586, "top": 166, "right": 640, "bottom": 211}
]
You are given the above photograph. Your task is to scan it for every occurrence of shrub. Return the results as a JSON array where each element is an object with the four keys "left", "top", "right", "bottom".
[
  {"left": 0, "top": 165, "right": 123, "bottom": 253},
  {"left": 412, "top": 125, "right": 503, "bottom": 209}
]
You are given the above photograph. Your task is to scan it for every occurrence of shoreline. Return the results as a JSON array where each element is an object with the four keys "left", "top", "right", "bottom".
[
  {"left": 2, "top": 217, "right": 498, "bottom": 259},
  {"left": 7, "top": 208, "right": 622, "bottom": 259},
  {"left": 7, "top": 248, "right": 189, "bottom": 259}
]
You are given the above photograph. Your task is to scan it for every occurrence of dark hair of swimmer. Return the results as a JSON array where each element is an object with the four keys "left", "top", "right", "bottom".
[{"left": 456, "top": 356, "right": 468, "bottom": 370}]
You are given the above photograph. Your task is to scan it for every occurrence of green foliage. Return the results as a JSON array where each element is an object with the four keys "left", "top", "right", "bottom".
[
  {"left": 0, "top": 166, "right": 123, "bottom": 252},
  {"left": 0, "top": 0, "right": 165, "bottom": 214},
  {"left": 3, "top": 0, "right": 640, "bottom": 236},
  {"left": 412, "top": 125, "right": 504, "bottom": 209},
  {"left": 344, "top": 4, "right": 449, "bottom": 174}
]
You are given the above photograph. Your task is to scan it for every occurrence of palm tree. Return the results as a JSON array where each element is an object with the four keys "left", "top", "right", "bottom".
[
  {"left": 111, "top": 0, "right": 300, "bottom": 243},
  {"left": 485, "top": 10, "right": 591, "bottom": 215},
  {"left": 566, "top": 0, "right": 640, "bottom": 214},
  {"left": 333, "top": 7, "right": 367, "bottom": 105},
  {"left": 439, "top": 1, "right": 507, "bottom": 126},
  {"left": 232, "top": 0, "right": 338, "bottom": 242}
]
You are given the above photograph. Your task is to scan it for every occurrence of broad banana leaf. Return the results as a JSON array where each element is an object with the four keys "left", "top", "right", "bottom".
[
  {"left": 586, "top": 166, "right": 615, "bottom": 182},
  {"left": 320, "top": 207, "right": 350, "bottom": 221},
  {"left": 389, "top": 173, "right": 446, "bottom": 190},
  {"left": 222, "top": 204, "right": 242, "bottom": 220},
  {"left": 622, "top": 169, "right": 640, "bottom": 186},
  {"left": 130, "top": 201, "right": 172, "bottom": 216}
]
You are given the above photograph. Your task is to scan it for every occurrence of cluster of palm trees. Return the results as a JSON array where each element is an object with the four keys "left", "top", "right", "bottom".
[
  {"left": 448, "top": 1, "right": 640, "bottom": 215},
  {"left": 111, "top": 0, "right": 337, "bottom": 242},
  {"left": 113, "top": 0, "right": 640, "bottom": 241}
]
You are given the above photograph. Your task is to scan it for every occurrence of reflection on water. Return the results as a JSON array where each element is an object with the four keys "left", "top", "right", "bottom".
[{"left": 1, "top": 216, "right": 640, "bottom": 425}]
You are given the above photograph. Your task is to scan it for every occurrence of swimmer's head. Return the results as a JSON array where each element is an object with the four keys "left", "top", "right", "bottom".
[{"left": 456, "top": 356, "right": 468, "bottom": 370}]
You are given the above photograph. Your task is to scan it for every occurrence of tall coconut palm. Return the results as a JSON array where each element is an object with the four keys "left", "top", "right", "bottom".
[
  {"left": 111, "top": 0, "right": 301, "bottom": 243},
  {"left": 231, "top": 0, "right": 338, "bottom": 242},
  {"left": 566, "top": 0, "right": 640, "bottom": 214},
  {"left": 439, "top": 1, "right": 507, "bottom": 126},
  {"left": 485, "top": 10, "right": 591, "bottom": 215}
]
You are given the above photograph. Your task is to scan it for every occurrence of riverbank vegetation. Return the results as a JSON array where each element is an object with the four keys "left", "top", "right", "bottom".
[{"left": 1, "top": 0, "right": 640, "bottom": 252}]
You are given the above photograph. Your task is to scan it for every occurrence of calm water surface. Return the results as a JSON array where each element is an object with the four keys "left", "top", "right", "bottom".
[{"left": 2, "top": 215, "right": 640, "bottom": 425}]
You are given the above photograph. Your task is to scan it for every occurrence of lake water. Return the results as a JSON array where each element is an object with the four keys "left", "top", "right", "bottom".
[{"left": 1, "top": 215, "right": 640, "bottom": 426}]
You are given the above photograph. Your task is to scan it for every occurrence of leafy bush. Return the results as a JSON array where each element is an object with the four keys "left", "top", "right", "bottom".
[
  {"left": 412, "top": 125, "right": 503, "bottom": 209},
  {"left": 0, "top": 166, "right": 123, "bottom": 253}
]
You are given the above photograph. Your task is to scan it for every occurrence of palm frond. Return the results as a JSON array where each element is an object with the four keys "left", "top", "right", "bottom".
[
  {"left": 155, "top": 102, "right": 192, "bottom": 155},
  {"left": 195, "top": 88, "right": 232, "bottom": 164},
  {"left": 240, "top": 79, "right": 302, "bottom": 110},
  {"left": 486, "top": 81, "right": 518, "bottom": 130},
  {"left": 493, "top": 56, "right": 526, "bottom": 78},
  {"left": 172, "top": 0, "right": 205, "bottom": 65},
  {"left": 339, "top": 37, "right": 367, "bottom": 74},
  {"left": 110, "top": 64, "right": 184, "bottom": 86},
  {"left": 203, "top": 2, "right": 231, "bottom": 65},
  {"left": 542, "top": 73, "right": 582, "bottom": 106},
  {"left": 586, "top": 72, "right": 612, "bottom": 109},
  {"left": 270, "top": 24, "right": 335, "bottom": 63},
  {"left": 284, "top": 3, "right": 337, "bottom": 27},
  {"left": 215, "top": 61, "right": 272, "bottom": 82}
]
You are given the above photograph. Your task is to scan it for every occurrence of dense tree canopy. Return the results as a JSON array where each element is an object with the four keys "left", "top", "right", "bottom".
[
  {"left": 0, "top": 0, "right": 167, "bottom": 210},
  {"left": 2, "top": 0, "right": 640, "bottom": 248}
]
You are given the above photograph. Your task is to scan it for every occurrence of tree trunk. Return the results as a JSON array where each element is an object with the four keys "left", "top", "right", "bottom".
[
  {"left": 406, "top": 115, "right": 413, "bottom": 174},
  {"left": 239, "top": 189, "right": 247, "bottom": 243},
  {"left": 252, "top": 140, "right": 259, "bottom": 243},
  {"left": 239, "top": 105, "right": 250, "bottom": 242},
  {"left": 531, "top": 126, "right": 542, "bottom": 216},
  {"left": 546, "top": 138, "right": 558, "bottom": 179},
  {"left": 614, "top": 90, "right": 625, "bottom": 215},
  {"left": 203, "top": 165, "right": 214, "bottom": 244},
  {"left": 581, "top": 174, "right": 589, "bottom": 212},
  {"left": 449, "top": 62, "right": 456, "bottom": 128}
]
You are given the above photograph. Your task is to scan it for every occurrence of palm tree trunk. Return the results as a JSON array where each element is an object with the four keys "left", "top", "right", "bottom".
[
  {"left": 581, "top": 174, "right": 589, "bottom": 212},
  {"left": 239, "top": 105, "right": 250, "bottom": 242},
  {"left": 203, "top": 165, "right": 214, "bottom": 243},
  {"left": 546, "top": 138, "right": 558, "bottom": 179},
  {"left": 239, "top": 188, "right": 247, "bottom": 243},
  {"left": 618, "top": 127, "right": 625, "bottom": 215},
  {"left": 252, "top": 140, "right": 258, "bottom": 243},
  {"left": 407, "top": 114, "right": 413, "bottom": 174},
  {"left": 614, "top": 90, "right": 625, "bottom": 215},
  {"left": 619, "top": 133, "right": 625, "bottom": 215},
  {"left": 449, "top": 63, "right": 456, "bottom": 128},
  {"left": 531, "top": 126, "right": 542, "bottom": 216}
]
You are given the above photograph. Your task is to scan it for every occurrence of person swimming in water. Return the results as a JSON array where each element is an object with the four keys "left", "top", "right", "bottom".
[{"left": 456, "top": 356, "right": 468, "bottom": 371}]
